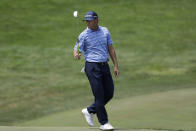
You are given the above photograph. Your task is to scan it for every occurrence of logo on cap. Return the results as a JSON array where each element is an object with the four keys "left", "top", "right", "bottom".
[{"left": 84, "top": 11, "right": 98, "bottom": 21}]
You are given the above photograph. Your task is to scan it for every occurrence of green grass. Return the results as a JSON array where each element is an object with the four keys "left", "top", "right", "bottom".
[
  {"left": 17, "top": 88, "right": 196, "bottom": 131},
  {"left": 0, "top": 127, "right": 169, "bottom": 131},
  {"left": 0, "top": 0, "right": 196, "bottom": 130}
]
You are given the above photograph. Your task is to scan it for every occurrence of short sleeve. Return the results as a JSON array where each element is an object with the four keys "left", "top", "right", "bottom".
[{"left": 106, "top": 29, "right": 113, "bottom": 45}]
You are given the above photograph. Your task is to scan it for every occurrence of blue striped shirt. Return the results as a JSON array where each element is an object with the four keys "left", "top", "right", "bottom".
[{"left": 74, "top": 26, "right": 113, "bottom": 62}]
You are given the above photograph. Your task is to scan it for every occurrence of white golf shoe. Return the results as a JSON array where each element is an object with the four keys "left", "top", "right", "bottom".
[
  {"left": 100, "top": 123, "right": 114, "bottom": 131},
  {"left": 82, "top": 108, "right": 94, "bottom": 126}
]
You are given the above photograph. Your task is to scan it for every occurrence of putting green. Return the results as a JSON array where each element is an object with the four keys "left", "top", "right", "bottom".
[
  {"left": 17, "top": 88, "right": 196, "bottom": 131},
  {"left": 0, "top": 126, "right": 169, "bottom": 131}
]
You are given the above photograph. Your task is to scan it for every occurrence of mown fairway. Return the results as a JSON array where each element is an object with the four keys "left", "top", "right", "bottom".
[
  {"left": 0, "top": 0, "right": 196, "bottom": 130},
  {"left": 0, "top": 127, "right": 169, "bottom": 131},
  {"left": 17, "top": 88, "right": 196, "bottom": 131}
]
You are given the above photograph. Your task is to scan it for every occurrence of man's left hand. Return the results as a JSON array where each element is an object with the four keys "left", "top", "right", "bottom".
[{"left": 114, "top": 66, "right": 119, "bottom": 77}]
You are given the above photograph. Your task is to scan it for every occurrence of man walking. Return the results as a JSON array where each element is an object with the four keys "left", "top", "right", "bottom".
[{"left": 73, "top": 11, "right": 119, "bottom": 131}]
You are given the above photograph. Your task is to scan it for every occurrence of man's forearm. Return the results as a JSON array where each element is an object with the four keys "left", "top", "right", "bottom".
[
  {"left": 108, "top": 45, "right": 119, "bottom": 77},
  {"left": 108, "top": 46, "right": 118, "bottom": 67},
  {"left": 73, "top": 50, "right": 77, "bottom": 57}
]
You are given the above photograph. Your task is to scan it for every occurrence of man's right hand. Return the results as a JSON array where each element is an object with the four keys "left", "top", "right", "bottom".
[
  {"left": 73, "top": 50, "right": 81, "bottom": 60},
  {"left": 74, "top": 53, "right": 81, "bottom": 60}
]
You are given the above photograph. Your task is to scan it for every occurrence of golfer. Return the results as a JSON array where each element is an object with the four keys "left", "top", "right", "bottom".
[{"left": 73, "top": 11, "right": 119, "bottom": 131}]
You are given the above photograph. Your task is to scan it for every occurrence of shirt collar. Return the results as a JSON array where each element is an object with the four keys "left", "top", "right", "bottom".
[{"left": 87, "top": 26, "right": 100, "bottom": 32}]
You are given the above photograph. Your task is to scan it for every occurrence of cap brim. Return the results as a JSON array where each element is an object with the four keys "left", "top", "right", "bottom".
[{"left": 83, "top": 17, "right": 95, "bottom": 21}]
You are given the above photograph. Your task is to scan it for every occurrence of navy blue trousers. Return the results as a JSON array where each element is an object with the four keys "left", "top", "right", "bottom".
[{"left": 85, "top": 61, "right": 114, "bottom": 125}]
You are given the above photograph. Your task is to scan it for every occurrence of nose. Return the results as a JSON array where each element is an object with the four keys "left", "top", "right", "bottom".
[{"left": 86, "top": 21, "right": 90, "bottom": 26}]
